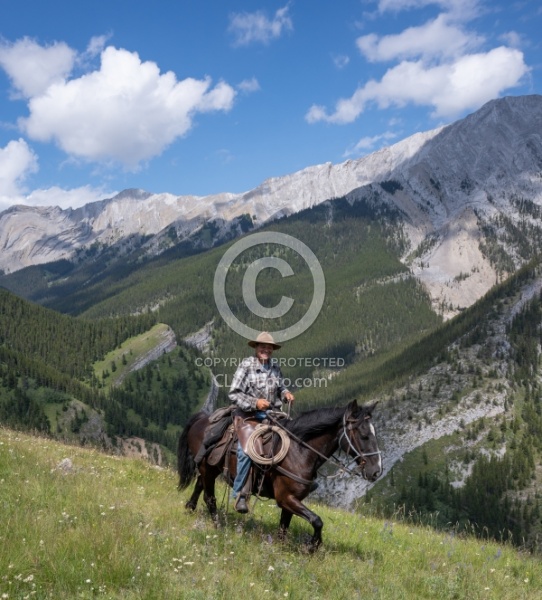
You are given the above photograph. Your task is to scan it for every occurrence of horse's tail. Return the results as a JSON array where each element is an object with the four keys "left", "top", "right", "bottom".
[{"left": 177, "top": 411, "right": 206, "bottom": 490}]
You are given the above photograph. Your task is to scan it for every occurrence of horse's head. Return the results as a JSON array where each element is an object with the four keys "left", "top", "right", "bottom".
[{"left": 341, "top": 400, "right": 382, "bottom": 481}]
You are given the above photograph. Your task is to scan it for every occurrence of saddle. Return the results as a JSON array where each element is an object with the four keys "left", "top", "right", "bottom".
[
  {"left": 207, "top": 424, "right": 235, "bottom": 466},
  {"left": 207, "top": 411, "right": 266, "bottom": 466},
  {"left": 201, "top": 409, "right": 288, "bottom": 467},
  {"left": 194, "top": 406, "right": 235, "bottom": 466}
]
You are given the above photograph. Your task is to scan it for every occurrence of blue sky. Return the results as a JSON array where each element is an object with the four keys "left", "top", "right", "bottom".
[{"left": 0, "top": 0, "right": 540, "bottom": 211}]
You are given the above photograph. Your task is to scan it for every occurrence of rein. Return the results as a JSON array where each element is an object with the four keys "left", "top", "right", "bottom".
[{"left": 266, "top": 411, "right": 374, "bottom": 478}]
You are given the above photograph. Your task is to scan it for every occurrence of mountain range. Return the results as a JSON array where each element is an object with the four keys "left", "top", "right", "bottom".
[
  {"left": 3, "top": 94, "right": 542, "bottom": 551},
  {"left": 2, "top": 94, "right": 542, "bottom": 318}
]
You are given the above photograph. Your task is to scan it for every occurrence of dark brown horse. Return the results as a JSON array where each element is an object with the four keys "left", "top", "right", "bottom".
[{"left": 177, "top": 400, "right": 382, "bottom": 550}]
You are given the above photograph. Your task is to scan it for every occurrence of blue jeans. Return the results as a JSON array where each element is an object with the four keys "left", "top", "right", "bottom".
[{"left": 232, "top": 411, "right": 267, "bottom": 497}]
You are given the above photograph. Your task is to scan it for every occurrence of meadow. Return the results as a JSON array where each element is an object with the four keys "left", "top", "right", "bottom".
[{"left": 1, "top": 427, "right": 541, "bottom": 599}]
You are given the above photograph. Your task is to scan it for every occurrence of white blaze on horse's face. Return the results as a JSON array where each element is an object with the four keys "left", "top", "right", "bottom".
[{"left": 368, "top": 422, "right": 382, "bottom": 474}]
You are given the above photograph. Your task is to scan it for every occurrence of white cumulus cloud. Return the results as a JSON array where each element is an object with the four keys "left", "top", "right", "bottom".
[
  {"left": 24, "top": 185, "right": 114, "bottom": 210},
  {"left": 357, "top": 14, "right": 482, "bottom": 62},
  {"left": 307, "top": 47, "right": 529, "bottom": 123},
  {"left": 0, "top": 138, "right": 38, "bottom": 200},
  {"left": 309, "top": 0, "right": 529, "bottom": 128},
  {"left": 228, "top": 4, "right": 293, "bottom": 46},
  {"left": 237, "top": 77, "right": 261, "bottom": 94},
  {"left": 18, "top": 45, "right": 236, "bottom": 169},
  {"left": 0, "top": 37, "right": 76, "bottom": 99},
  {"left": 0, "top": 138, "right": 113, "bottom": 212}
]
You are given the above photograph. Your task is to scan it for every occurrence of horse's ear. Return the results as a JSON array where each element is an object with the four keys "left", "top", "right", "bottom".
[
  {"left": 364, "top": 401, "right": 378, "bottom": 418},
  {"left": 346, "top": 399, "right": 359, "bottom": 417}
]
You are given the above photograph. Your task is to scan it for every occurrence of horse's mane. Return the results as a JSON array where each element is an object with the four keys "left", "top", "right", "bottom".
[{"left": 282, "top": 405, "right": 346, "bottom": 441}]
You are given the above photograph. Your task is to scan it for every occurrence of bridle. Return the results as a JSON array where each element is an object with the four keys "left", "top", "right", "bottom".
[
  {"left": 266, "top": 410, "right": 381, "bottom": 479},
  {"left": 338, "top": 413, "right": 382, "bottom": 474}
]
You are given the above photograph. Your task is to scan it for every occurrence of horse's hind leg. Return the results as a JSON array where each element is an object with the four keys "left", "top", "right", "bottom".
[
  {"left": 185, "top": 474, "right": 204, "bottom": 511},
  {"left": 202, "top": 467, "right": 221, "bottom": 524}
]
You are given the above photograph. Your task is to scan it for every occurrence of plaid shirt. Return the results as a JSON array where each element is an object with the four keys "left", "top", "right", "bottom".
[{"left": 229, "top": 356, "right": 289, "bottom": 412}]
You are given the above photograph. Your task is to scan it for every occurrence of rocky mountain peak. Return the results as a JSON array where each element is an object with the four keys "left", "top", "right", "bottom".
[{"left": 1, "top": 95, "right": 542, "bottom": 318}]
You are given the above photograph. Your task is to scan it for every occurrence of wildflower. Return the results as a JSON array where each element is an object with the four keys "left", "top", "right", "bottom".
[
  {"left": 524, "top": 578, "right": 529, "bottom": 583},
  {"left": 268, "top": 566, "right": 275, "bottom": 572}
]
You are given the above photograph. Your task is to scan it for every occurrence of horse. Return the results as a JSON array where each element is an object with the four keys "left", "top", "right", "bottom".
[{"left": 177, "top": 399, "right": 382, "bottom": 551}]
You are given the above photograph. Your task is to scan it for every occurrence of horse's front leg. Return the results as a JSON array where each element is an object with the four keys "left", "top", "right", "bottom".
[
  {"left": 278, "top": 508, "right": 293, "bottom": 541},
  {"left": 276, "top": 495, "right": 323, "bottom": 552},
  {"left": 185, "top": 474, "right": 204, "bottom": 511}
]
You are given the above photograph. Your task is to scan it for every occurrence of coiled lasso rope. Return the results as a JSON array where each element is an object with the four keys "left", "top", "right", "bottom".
[{"left": 245, "top": 424, "right": 290, "bottom": 465}]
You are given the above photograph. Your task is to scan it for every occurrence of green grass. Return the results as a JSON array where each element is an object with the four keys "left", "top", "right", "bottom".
[{"left": 2, "top": 428, "right": 542, "bottom": 599}]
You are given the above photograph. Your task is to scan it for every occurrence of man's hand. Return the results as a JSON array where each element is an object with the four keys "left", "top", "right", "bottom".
[
  {"left": 256, "top": 398, "right": 271, "bottom": 410},
  {"left": 284, "top": 391, "right": 295, "bottom": 404}
]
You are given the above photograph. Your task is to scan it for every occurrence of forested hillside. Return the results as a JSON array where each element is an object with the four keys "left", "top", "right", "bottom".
[
  {"left": 345, "top": 260, "right": 542, "bottom": 552},
  {"left": 0, "top": 289, "right": 208, "bottom": 456},
  {"left": 70, "top": 195, "right": 443, "bottom": 396}
]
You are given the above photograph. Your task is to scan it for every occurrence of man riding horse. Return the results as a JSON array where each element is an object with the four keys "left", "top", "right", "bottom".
[{"left": 229, "top": 331, "right": 294, "bottom": 513}]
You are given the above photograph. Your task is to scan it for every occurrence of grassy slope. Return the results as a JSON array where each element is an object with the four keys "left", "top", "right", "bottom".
[{"left": 1, "top": 427, "right": 541, "bottom": 600}]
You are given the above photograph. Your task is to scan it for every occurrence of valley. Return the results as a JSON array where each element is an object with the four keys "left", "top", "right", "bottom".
[{"left": 2, "top": 95, "right": 542, "bottom": 552}]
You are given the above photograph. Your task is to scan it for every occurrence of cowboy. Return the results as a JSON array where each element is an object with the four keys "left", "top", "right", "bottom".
[{"left": 229, "top": 331, "right": 294, "bottom": 513}]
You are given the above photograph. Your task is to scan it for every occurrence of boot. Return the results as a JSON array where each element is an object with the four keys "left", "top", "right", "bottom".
[
  {"left": 234, "top": 494, "right": 249, "bottom": 513},
  {"left": 234, "top": 470, "right": 253, "bottom": 513}
]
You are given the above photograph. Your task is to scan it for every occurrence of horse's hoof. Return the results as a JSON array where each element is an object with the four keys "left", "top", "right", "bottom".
[{"left": 185, "top": 502, "right": 197, "bottom": 511}]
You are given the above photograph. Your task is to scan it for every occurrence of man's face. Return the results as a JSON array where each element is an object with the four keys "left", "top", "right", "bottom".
[{"left": 255, "top": 343, "right": 274, "bottom": 363}]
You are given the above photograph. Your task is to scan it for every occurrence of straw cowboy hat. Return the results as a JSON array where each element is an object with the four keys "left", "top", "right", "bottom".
[{"left": 248, "top": 331, "right": 281, "bottom": 349}]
